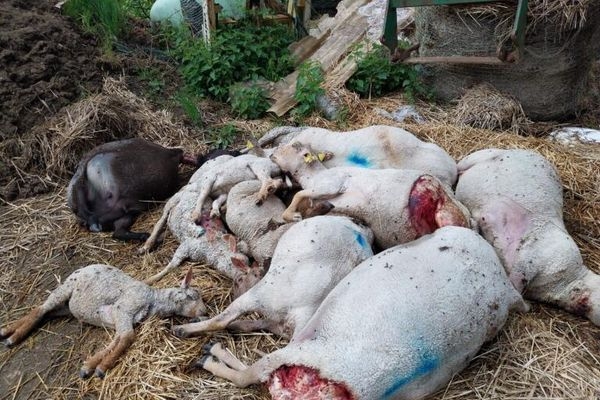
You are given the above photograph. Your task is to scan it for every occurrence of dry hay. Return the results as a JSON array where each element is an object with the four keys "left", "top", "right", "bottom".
[
  {"left": 457, "top": 0, "right": 594, "bottom": 44},
  {"left": 1, "top": 98, "right": 600, "bottom": 399},
  {"left": 450, "top": 83, "right": 530, "bottom": 132},
  {"left": 15, "top": 78, "right": 206, "bottom": 184}
]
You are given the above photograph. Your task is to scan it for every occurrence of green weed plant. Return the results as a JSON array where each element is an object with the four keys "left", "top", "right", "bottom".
[
  {"left": 63, "top": 0, "right": 126, "bottom": 50},
  {"left": 293, "top": 60, "right": 325, "bottom": 119},
  {"left": 346, "top": 42, "right": 428, "bottom": 101},
  {"left": 230, "top": 82, "right": 270, "bottom": 119},
  {"left": 170, "top": 19, "right": 295, "bottom": 102}
]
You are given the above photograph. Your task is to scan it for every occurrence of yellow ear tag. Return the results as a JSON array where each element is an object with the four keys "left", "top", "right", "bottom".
[
  {"left": 304, "top": 153, "right": 315, "bottom": 163},
  {"left": 246, "top": 140, "right": 255, "bottom": 150},
  {"left": 317, "top": 152, "right": 326, "bottom": 162}
]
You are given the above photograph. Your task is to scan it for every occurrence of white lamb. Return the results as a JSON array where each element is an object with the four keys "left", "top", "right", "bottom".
[{"left": 0, "top": 265, "right": 205, "bottom": 379}]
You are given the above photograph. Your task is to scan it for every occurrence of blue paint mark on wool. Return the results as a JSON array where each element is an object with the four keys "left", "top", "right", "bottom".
[
  {"left": 353, "top": 232, "right": 373, "bottom": 256},
  {"left": 381, "top": 348, "right": 439, "bottom": 399},
  {"left": 346, "top": 151, "right": 372, "bottom": 168}
]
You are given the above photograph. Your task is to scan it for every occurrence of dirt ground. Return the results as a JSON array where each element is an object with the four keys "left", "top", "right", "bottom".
[{"left": 1, "top": 2, "right": 600, "bottom": 400}]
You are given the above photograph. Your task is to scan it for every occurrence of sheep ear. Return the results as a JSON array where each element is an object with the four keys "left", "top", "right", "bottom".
[
  {"left": 181, "top": 267, "right": 193, "bottom": 289},
  {"left": 223, "top": 233, "right": 237, "bottom": 252},
  {"left": 231, "top": 256, "right": 249, "bottom": 271}
]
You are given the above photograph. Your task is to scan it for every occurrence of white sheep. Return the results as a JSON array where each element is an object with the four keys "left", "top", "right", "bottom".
[
  {"left": 172, "top": 215, "right": 375, "bottom": 339},
  {"left": 0, "top": 264, "right": 205, "bottom": 379},
  {"left": 269, "top": 141, "right": 471, "bottom": 250},
  {"left": 254, "top": 125, "right": 458, "bottom": 187},
  {"left": 139, "top": 159, "right": 260, "bottom": 293},
  {"left": 188, "top": 154, "right": 283, "bottom": 222},
  {"left": 455, "top": 148, "right": 600, "bottom": 326},
  {"left": 224, "top": 180, "right": 293, "bottom": 267},
  {"left": 193, "top": 227, "right": 527, "bottom": 399}
]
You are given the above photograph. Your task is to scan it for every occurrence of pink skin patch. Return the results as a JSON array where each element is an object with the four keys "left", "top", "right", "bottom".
[
  {"left": 197, "top": 211, "right": 227, "bottom": 241},
  {"left": 268, "top": 365, "right": 355, "bottom": 400}
]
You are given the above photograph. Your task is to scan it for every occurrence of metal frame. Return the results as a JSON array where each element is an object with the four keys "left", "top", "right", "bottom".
[{"left": 382, "top": 0, "right": 528, "bottom": 63}]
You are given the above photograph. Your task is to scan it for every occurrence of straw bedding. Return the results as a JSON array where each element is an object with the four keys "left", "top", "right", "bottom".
[{"left": 1, "top": 88, "right": 599, "bottom": 399}]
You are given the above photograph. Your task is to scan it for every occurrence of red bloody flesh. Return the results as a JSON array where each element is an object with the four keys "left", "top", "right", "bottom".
[
  {"left": 198, "top": 211, "right": 228, "bottom": 241},
  {"left": 408, "top": 176, "right": 443, "bottom": 236},
  {"left": 569, "top": 289, "right": 592, "bottom": 317},
  {"left": 268, "top": 365, "right": 355, "bottom": 400}
]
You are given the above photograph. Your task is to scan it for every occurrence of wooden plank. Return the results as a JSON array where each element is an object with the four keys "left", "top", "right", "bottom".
[
  {"left": 403, "top": 56, "right": 505, "bottom": 64},
  {"left": 268, "top": 0, "right": 369, "bottom": 116}
]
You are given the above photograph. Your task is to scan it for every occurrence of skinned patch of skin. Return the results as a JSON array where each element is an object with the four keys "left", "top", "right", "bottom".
[
  {"left": 197, "top": 210, "right": 227, "bottom": 241},
  {"left": 409, "top": 175, "right": 468, "bottom": 236},
  {"left": 567, "top": 288, "right": 592, "bottom": 317},
  {"left": 268, "top": 365, "right": 355, "bottom": 400}
]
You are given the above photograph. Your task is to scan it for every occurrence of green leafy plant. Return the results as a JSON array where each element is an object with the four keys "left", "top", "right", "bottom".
[
  {"left": 174, "top": 90, "right": 203, "bottom": 127},
  {"left": 346, "top": 42, "right": 428, "bottom": 101},
  {"left": 168, "top": 19, "right": 295, "bottom": 102},
  {"left": 63, "top": 0, "right": 125, "bottom": 50},
  {"left": 208, "top": 124, "right": 239, "bottom": 149},
  {"left": 229, "top": 82, "right": 270, "bottom": 119},
  {"left": 123, "top": 0, "right": 154, "bottom": 19},
  {"left": 293, "top": 60, "right": 325, "bottom": 119}
]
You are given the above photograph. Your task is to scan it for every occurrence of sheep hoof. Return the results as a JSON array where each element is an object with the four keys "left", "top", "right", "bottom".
[
  {"left": 137, "top": 246, "right": 149, "bottom": 255},
  {"left": 201, "top": 341, "right": 218, "bottom": 355},
  {"left": 172, "top": 325, "right": 188, "bottom": 338},
  {"left": 94, "top": 368, "right": 106, "bottom": 379},
  {"left": 292, "top": 213, "right": 303, "bottom": 222},
  {"left": 195, "top": 354, "right": 214, "bottom": 368},
  {"left": 2, "top": 338, "right": 14, "bottom": 347},
  {"left": 79, "top": 368, "right": 93, "bottom": 380}
]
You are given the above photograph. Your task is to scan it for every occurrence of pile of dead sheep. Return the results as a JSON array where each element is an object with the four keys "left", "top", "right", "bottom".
[{"left": 2, "top": 125, "right": 598, "bottom": 399}]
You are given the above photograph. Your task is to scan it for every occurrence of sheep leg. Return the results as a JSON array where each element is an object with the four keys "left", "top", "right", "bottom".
[
  {"left": 144, "top": 242, "right": 189, "bottom": 284},
  {"left": 191, "top": 176, "right": 216, "bottom": 223},
  {"left": 1, "top": 283, "right": 73, "bottom": 346},
  {"left": 204, "top": 342, "right": 248, "bottom": 370},
  {"left": 227, "top": 319, "right": 289, "bottom": 338},
  {"left": 172, "top": 289, "right": 257, "bottom": 337},
  {"left": 81, "top": 317, "right": 135, "bottom": 379},
  {"left": 95, "top": 329, "right": 135, "bottom": 378},
  {"left": 139, "top": 192, "right": 180, "bottom": 253},
  {"left": 248, "top": 164, "right": 281, "bottom": 205},
  {"left": 281, "top": 189, "right": 318, "bottom": 222},
  {"left": 210, "top": 194, "right": 228, "bottom": 218},
  {"left": 200, "top": 351, "right": 265, "bottom": 388},
  {"left": 112, "top": 214, "right": 149, "bottom": 242}
]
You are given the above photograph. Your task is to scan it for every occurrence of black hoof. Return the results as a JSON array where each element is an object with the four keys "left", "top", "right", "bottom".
[
  {"left": 201, "top": 341, "right": 217, "bottom": 355},
  {"left": 172, "top": 326, "right": 188, "bottom": 338},
  {"left": 79, "top": 368, "right": 93, "bottom": 380},
  {"left": 2, "top": 338, "right": 14, "bottom": 348},
  {"left": 196, "top": 354, "right": 213, "bottom": 368},
  {"left": 94, "top": 368, "right": 106, "bottom": 379}
]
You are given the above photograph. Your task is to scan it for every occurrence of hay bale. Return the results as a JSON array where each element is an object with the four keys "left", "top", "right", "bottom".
[
  {"left": 451, "top": 83, "right": 530, "bottom": 131},
  {"left": 413, "top": 1, "right": 600, "bottom": 120},
  {"left": 32, "top": 77, "right": 207, "bottom": 178}
]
